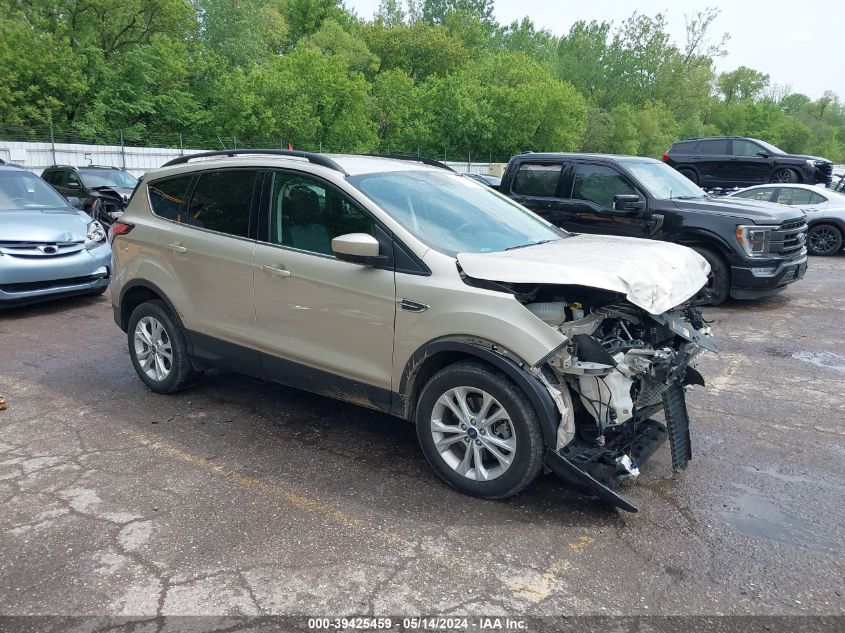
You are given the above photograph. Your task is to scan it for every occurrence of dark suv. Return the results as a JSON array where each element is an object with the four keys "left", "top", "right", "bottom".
[
  {"left": 500, "top": 152, "right": 808, "bottom": 305},
  {"left": 41, "top": 165, "right": 138, "bottom": 227},
  {"left": 664, "top": 137, "right": 833, "bottom": 189}
]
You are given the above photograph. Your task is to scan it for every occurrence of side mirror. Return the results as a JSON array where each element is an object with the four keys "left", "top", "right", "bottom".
[
  {"left": 332, "top": 233, "right": 381, "bottom": 265},
  {"left": 66, "top": 196, "right": 81, "bottom": 208},
  {"left": 612, "top": 194, "right": 646, "bottom": 214},
  {"left": 756, "top": 151, "right": 771, "bottom": 158}
]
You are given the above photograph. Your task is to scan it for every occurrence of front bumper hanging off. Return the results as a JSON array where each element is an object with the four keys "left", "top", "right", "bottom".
[{"left": 543, "top": 386, "right": 694, "bottom": 513}]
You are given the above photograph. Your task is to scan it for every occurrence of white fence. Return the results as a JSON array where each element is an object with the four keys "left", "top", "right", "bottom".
[{"left": 0, "top": 139, "right": 494, "bottom": 177}]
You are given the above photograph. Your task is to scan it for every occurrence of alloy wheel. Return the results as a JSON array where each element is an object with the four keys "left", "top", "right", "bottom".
[
  {"left": 808, "top": 226, "right": 840, "bottom": 255},
  {"left": 430, "top": 386, "right": 516, "bottom": 481},
  {"left": 133, "top": 316, "right": 173, "bottom": 381}
]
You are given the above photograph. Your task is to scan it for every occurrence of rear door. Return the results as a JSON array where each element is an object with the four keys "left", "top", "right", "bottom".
[
  {"left": 148, "top": 169, "right": 261, "bottom": 373},
  {"left": 253, "top": 170, "right": 396, "bottom": 408},
  {"left": 694, "top": 139, "right": 731, "bottom": 187},
  {"left": 506, "top": 160, "right": 566, "bottom": 216}
]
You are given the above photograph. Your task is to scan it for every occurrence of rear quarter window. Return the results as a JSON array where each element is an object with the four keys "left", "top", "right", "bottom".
[{"left": 148, "top": 175, "right": 192, "bottom": 221}]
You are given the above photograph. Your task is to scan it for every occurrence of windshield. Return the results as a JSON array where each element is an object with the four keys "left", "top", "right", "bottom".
[
  {"left": 622, "top": 161, "right": 707, "bottom": 200},
  {"left": 0, "top": 170, "right": 71, "bottom": 210},
  {"left": 80, "top": 169, "right": 138, "bottom": 188},
  {"left": 349, "top": 170, "right": 566, "bottom": 255}
]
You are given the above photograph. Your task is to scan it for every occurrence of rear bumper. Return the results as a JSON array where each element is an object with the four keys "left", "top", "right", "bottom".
[
  {"left": 729, "top": 256, "right": 807, "bottom": 299},
  {"left": 0, "top": 244, "right": 111, "bottom": 307}
]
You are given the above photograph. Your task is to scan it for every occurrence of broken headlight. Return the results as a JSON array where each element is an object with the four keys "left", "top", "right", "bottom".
[{"left": 85, "top": 221, "right": 107, "bottom": 249}]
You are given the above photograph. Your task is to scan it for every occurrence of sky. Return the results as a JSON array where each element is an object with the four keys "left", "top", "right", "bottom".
[{"left": 345, "top": 0, "right": 845, "bottom": 100}]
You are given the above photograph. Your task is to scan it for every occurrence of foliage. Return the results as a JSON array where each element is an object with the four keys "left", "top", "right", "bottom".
[{"left": 1, "top": 0, "right": 844, "bottom": 162}]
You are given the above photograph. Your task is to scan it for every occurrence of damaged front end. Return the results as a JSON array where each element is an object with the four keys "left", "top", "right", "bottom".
[{"left": 520, "top": 288, "right": 718, "bottom": 512}]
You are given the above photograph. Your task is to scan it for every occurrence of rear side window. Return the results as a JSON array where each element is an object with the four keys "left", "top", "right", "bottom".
[
  {"left": 184, "top": 170, "right": 256, "bottom": 238},
  {"left": 511, "top": 163, "right": 562, "bottom": 197},
  {"left": 774, "top": 188, "right": 823, "bottom": 206},
  {"left": 672, "top": 141, "right": 697, "bottom": 153},
  {"left": 697, "top": 140, "right": 729, "bottom": 155},
  {"left": 148, "top": 175, "right": 192, "bottom": 221}
]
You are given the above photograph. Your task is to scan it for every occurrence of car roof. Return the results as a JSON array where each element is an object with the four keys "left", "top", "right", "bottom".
[
  {"left": 147, "top": 152, "right": 449, "bottom": 180},
  {"left": 44, "top": 164, "right": 123, "bottom": 170},
  {"left": 512, "top": 152, "right": 660, "bottom": 163}
]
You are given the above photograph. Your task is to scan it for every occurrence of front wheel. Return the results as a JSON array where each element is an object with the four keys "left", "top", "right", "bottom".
[
  {"left": 770, "top": 168, "right": 798, "bottom": 184},
  {"left": 807, "top": 223, "right": 843, "bottom": 256},
  {"left": 415, "top": 361, "right": 544, "bottom": 499},
  {"left": 691, "top": 246, "right": 730, "bottom": 306}
]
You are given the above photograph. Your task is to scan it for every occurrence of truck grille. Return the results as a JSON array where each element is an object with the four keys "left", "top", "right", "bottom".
[
  {"left": 816, "top": 162, "right": 833, "bottom": 184},
  {"left": 770, "top": 218, "right": 807, "bottom": 257}
]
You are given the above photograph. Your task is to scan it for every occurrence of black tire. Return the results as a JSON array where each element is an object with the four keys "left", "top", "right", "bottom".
[
  {"left": 678, "top": 168, "right": 698, "bottom": 184},
  {"left": 127, "top": 300, "right": 196, "bottom": 394},
  {"left": 691, "top": 246, "right": 730, "bottom": 306},
  {"left": 807, "top": 223, "right": 844, "bottom": 256},
  {"left": 415, "top": 361, "right": 544, "bottom": 499},
  {"left": 770, "top": 168, "right": 798, "bottom": 184}
]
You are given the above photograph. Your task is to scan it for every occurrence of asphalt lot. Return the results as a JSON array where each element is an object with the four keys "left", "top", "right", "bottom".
[{"left": 1, "top": 255, "right": 844, "bottom": 626}]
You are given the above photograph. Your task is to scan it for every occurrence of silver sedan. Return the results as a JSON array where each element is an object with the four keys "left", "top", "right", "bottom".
[{"left": 729, "top": 183, "right": 845, "bottom": 256}]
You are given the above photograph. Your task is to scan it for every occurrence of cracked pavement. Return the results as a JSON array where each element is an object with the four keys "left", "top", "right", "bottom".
[{"left": 1, "top": 255, "right": 844, "bottom": 623}]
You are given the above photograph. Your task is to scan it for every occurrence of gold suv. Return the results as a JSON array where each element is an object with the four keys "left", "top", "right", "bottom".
[{"left": 110, "top": 150, "right": 716, "bottom": 511}]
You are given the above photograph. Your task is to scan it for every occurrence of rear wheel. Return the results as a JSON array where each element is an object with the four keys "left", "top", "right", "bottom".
[
  {"left": 678, "top": 168, "right": 698, "bottom": 184},
  {"left": 807, "top": 223, "right": 843, "bottom": 256},
  {"left": 770, "top": 168, "right": 798, "bottom": 184},
  {"left": 691, "top": 246, "right": 730, "bottom": 306},
  {"left": 128, "top": 300, "right": 196, "bottom": 394},
  {"left": 415, "top": 361, "right": 544, "bottom": 499}
]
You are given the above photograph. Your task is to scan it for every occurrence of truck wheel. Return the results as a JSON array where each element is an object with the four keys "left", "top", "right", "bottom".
[
  {"left": 692, "top": 247, "right": 729, "bottom": 306},
  {"left": 128, "top": 300, "right": 197, "bottom": 394},
  {"left": 807, "top": 223, "right": 843, "bottom": 256},
  {"left": 679, "top": 168, "right": 698, "bottom": 184},
  {"left": 415, "top": 361, "right": 544, "bottom": 499},
  {"left": 771, "top": 168, "right": 798, "bottom": 184}
]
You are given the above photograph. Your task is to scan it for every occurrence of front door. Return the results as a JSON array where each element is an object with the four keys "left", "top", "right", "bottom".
[
  {"left": 730, "top": 139, "right": 771, "bottom": 184},
  {"left": 253, "top": 170, "right": 396, "bottom": 410},
  {"left": 553, "top": 162, "right": 649, "bottom": 238}
]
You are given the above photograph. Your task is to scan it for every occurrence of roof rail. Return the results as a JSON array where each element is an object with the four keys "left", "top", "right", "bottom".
[
  {"left": 161, "top": 149, "right": 348, "bottom": 174},
  {"left": 364, "top": 154, "right": 454, "bottom": 172}
]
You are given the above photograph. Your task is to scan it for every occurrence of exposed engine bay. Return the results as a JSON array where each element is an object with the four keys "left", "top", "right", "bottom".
[{"left": 510, "top": 283, "right": 717, "bottom": 509}]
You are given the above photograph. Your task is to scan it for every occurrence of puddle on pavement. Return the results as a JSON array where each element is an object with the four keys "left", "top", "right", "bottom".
[
  {"left": 791, "top": 350, "right": 845, "bottom": 375},
  {"left": 721, "top": 484, "right": 841, "bottom": 553},
  {"left": 742, "top": 465, "right": 814, "bottom": 484}
]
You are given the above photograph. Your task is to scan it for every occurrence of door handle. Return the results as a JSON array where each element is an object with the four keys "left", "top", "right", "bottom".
[
  {"left": 261, "top": 265, "right": 291, "bottom": 278},
  {"left": 166, "top": 242, "right": 187, "bottom": 253}
]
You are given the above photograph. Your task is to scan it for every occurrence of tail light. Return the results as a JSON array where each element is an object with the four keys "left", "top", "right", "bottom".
[
  {"left": 109, "top": 221, "right": 134, "bottom": 244},
  {"left": 662, "top": 152, "right": 670, "bottom": 162}
]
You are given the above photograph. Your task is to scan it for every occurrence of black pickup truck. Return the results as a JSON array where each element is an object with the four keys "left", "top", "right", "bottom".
[{"left": 499, "top": 153, "right": 808, "bottom": 304}]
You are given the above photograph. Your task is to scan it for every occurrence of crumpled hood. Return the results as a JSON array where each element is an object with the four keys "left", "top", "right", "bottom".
[
  {"left": 0, "top": 208, "right": 91, "bottom": 243},
  {"left": 457, "top": 235, "right": 710, "bottom": 315}
]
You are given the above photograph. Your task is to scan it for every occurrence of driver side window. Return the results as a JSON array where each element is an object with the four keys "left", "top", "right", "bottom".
[
  {"left": 269, "top": 172, "right": 375, "bottom": 256},
  {"left": 733, "top": 140, "right": 763, "bottom": 157},
  {"left": 570, "top": 164, "right": 638, "bottom": 209}
]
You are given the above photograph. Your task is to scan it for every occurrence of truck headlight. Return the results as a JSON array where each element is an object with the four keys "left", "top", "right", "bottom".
[
  {"left": 805, "top": 159, "right": 816, "bottom": 169},
  {"left": 85, "top": 221, "right": 107, "bottom": 249},
  {"left": 736, "top": 225, "right": 774, "bottom": 258}
]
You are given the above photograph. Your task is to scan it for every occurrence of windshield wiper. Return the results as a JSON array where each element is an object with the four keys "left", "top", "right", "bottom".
[{"left": 504, "top": 238, "right": 558, "bottom": 251}]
